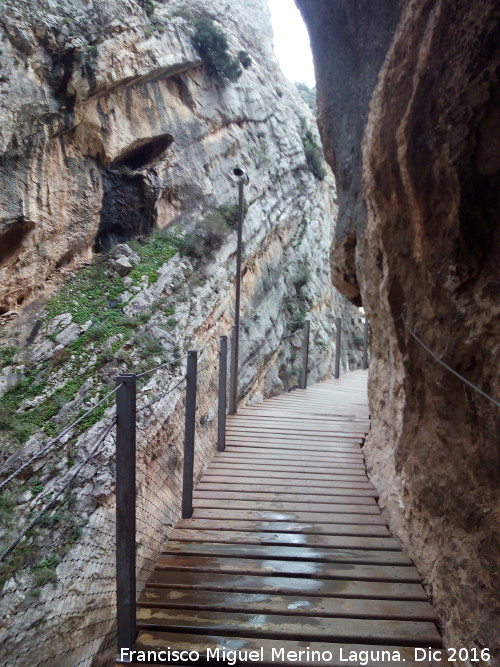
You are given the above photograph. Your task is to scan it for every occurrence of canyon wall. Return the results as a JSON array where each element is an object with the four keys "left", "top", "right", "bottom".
[
  {"left": 0, "top": 1, "right": 364, "bottom": 665},
  {"left": 297, "top": 0, "right": 500, "bottom": 663}
]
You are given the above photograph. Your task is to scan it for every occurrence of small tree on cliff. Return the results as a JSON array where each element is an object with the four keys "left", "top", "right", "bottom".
[{"left": 192, "top": 18, "right": 249, "bottom": 83}]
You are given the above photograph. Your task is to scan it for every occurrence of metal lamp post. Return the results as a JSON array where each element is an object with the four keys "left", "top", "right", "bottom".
[{"left": 228, "top": 167, "right": 249, "bottom": 414}]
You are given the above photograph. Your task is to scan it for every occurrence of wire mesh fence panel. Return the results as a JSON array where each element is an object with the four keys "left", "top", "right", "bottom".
[
  {"left": 0, "top": 312, "right": 353, "bottom": 666},
  {"left": 194, "top": 342, "right": 220, "bottom": 484},
  {"left": 0, "top": 415, "right": 119, "bottom": 667},
  {"left": 276, "top": 329, "right": 304, "bottom": 392},
  {"left": 135, "top": 365, "right": 187, "bottom": 594},
  {"left": 235, "top": 328, "right": 306, "bottom": 406}
]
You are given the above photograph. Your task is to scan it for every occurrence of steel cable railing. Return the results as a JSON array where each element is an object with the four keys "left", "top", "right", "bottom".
[
  {"left": 395, "top": 310, "right": 499, "bottom": 408},
  {"left": 0, "top": 311, "right": 369, "bottom": 666}
]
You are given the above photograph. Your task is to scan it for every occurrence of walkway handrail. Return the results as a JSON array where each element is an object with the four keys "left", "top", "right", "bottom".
[{"left": 396, "top": 310, "right": 499, "bottom": 407}]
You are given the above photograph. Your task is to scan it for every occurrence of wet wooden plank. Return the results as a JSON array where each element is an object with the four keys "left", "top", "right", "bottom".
[
  {"left": 193, "top": 491, "right": 376, "bottom": 505},
  {"left": 208, "top": 461, "right": 367, "bottom": 472},
  {"left": 225, "top": 437, "right": 364, "bottom": 450},
  {"left": 136, "top": 607, "right": 441, "bottom": 645},
  {"left": 137, "top": 588, "right": 437, "bottom": 621},
  {"left": 193, "top": 499, "right": 380, "bottom": 514},
  {"left": 175, "top": 518, "right": 390, "bottom": 536},
  {"left": 235, "top": 410, "right": 371, "bottom": 423},
  {"left": 226, "top": 428, "right": 365, "bottom": 440},
  {"left": 225, "top": 435, "right": 364, "bottom": 445},
  {"left": 134, "top": 631, "right": 447, "bottom": 666},
  {"left": 167, "top": 529, "right": 399, "bottom": 551},
  {"left": 215, "top": 450, "right": 365, "bottom": 461},
  {"left": 201, "top": 469, "right": 369, "bottom": 482},
  {"left": 229, "top": 421, "right": 369, "bottom": 434},
  {"left": 154, "top": 555, "right": 421, "bottom": 582},
  {"left": 196, "top": 479, "right": 377, "bottom": 498},
  {"left": 146, "top": 570, "right": 429, "bottom": 600},
  {"left": 161, "top": 541, "right": 409, "bottom": 564},
  {"left": 195, "top": 483, "right": 376, "bottom": 497},
  {"left": 192, "top": 508, "right": 387, "bottom": 524},
  {"left": 198, "top": 476, "right": 373, "bottom": 490},
  {"left": 228, "top": 420, "right": 368, "bottom": 430}
]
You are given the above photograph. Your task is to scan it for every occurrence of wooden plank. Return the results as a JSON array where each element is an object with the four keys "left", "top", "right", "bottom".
[
  {"left": 227, "top": 423, "right": 365, "bottom": 444},
  {"left": 135, "top": 631, "right": 447, "bottom": 666},
  {"left": 208, "top": 461, "right": 367, "bottom": 473},
  {"left": 154, "top": 555, "right": 422, "bottom": 582},
  {"left": 225, "top": 435, "right": 364, "bottom": 446},
  {"left": 193, "top": 491, "right": 376, "bottom": 505},
  {"left": 192, "top": 508, "right": 386, "bottom": 524},
  {"left": 192, "top": 499, "right": 380, "bottom": 514},
  {"left": 196, "top": 483, "right": 376, "bottom": 497},
  {"left": 215, "top": 450, "right": 365, "bottom": 461},
  {"left": 162, "top": 541, "right": 409, "bottom": 564},
  {"left": 201, "top": 470, "right": 369, "bottom": 482},
  {"left": 225, "top": 438, "right": 364, "bottom": 450},
  {"left": 136, "top": 607, "right": 441, "bottom": 645},
  {"left": 235, "top": 410, "right": 370, "bottom": 422},
  {"left": 175, "top": 518, "right": 390, "bottom": 537},
  {"left": 146, "top": 570, "right": 429, "bottom": 600},
  {"left": 227, "top": 424, "right": 364, "bottom": 444},
  {"left": 233, "top": 418, "right": 370, "bottom": 429},
  {"left": 137, "top": 588, "right": 437, "bottom": 621},
  {"left": 229, "top": 420, "right": 369, "bottom": 434},
  {"left": 198, "top": 476, "right": 373, "bottom": 490},
  {"left": 167, "top": 530, "right": 401, "bottom": 552}
]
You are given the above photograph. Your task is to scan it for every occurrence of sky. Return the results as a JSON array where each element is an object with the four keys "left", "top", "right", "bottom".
[{"left": 267, "top": 0, "right": 316, "bottom": 87}]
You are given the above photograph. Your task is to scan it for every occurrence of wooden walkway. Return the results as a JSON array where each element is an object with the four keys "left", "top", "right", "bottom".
[{"left": 134, "top": 371, "right": 443, "bottom": 665}]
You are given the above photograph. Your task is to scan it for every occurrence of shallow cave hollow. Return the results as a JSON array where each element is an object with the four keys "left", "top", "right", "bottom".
[{"left": 94, "top": 134, "right": 172, "bottom": 252}]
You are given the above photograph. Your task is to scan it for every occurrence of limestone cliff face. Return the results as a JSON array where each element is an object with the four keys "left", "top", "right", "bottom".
[
  {"left": 0, "top": 1, "right": 364, "bottom": 665},
  {"left": 297, "top": 0, "right": 500, "bottom": 661}
]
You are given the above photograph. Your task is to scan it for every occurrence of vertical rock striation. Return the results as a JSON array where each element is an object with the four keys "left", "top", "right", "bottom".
[{"left": 297, "top": 0, "right": 500, "bottom": 661}]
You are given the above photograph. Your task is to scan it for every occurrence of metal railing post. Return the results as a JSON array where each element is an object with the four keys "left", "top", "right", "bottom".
[
  {"left": 217, "top": 335, "right": 228, "bottom": 451},
  {"left": 182, "top": 350, "right": 198, "bottom": 519},
  {"left": 228, "top": 173, "right": 246, "bottom": 415},
  {"left": 115, "top": 374, "right": 136, "bottom": 658},
  {"left": 228, "top": 325, "right": 238, "bottom": 415},
  {"left": 362, "top": 319, "right": 369, "bottom": 370},
  {"left": 300, "top": 320, "right": 310, "bottom": 389},
  {"left": 335, "top": 317, "right": 341, "bottom": 379}
]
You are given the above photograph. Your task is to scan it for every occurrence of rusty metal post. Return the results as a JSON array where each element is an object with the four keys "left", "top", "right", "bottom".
[
  {"left": 217, "top": 335, "right": 228, "bottom": 452},
  {"left": 335, "top": 317, "right": 341, "bottom": 379},
  {"left": 300, "top": 320, "right": 310, "bottom": 389},
  {"left": 228, "top": 325, "right": 238, "bottom": 415},
  {"left": 228, "top": 171, "right": 247, "bottom": 415},
  {"left": 182, "top": 350, "right": 198, "bottom": 519},
  {"left": 362, "top": 319, "right": 369, "bottom": 370},
  {"left": 115, "top": 374, "right": 136, "bottom": 657}
]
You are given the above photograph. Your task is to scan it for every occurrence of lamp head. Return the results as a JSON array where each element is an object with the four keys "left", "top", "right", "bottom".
[{"left": 233, "top": 166, "right": 249, "bottom": 184}]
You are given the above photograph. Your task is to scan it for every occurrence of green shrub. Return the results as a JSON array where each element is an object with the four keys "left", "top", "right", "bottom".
[
  {"left": 133, "top": 333, "right": 163, "bottom": 360},
  {"left": 295, "top": 82, "right": 317, "bottom": 114},
  {"left": 0, "top": 346, "right": 16, "bottom": 369},
  {"left": 353, "top": 332, "right": 364, "bottom": 347},
  {"left": 32, "top": 555, "right": 59, "bottom": 588},
  {"left": 292, "top": 267, "right": 311, "bottom": 291},
  {"left": 217, "top": 202, "right": 248, "bottom": 230},
  {"left": 300, "top": 121, "right": 326, "bottom": 181},
  {"left": 192, "top": 18, "right": 243, "bottom": 82},
  {"left": 237, "top": 50, "right": 252, "bottom": 69},
  {"left": 140, "top": 0, "right": 155, "bottom": 18},
  {"left": 179, "top": 210, "right": 233, "bottom": 260}
]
